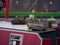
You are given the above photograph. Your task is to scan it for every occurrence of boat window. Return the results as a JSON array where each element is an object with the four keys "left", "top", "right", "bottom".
[{"left": 9, "top": 33, "right": 23, "bottom": 45}]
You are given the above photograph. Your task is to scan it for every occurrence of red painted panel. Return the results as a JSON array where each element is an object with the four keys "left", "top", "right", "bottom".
[
  {"left": 0, "top": 30, "right": 42, "bottom": 45},
  {"left": 23, "top": 34, "right": 41, "bottom": 45},
  {"left": 43, "top": 39, "right": 52, "bottom": 45},
  {"left": 54, "top": 27, "right": 60, "bottom": 30},
  {"left": 56, "top": 39, "right": 58, "bottom": 45},
  {"left": 0, "top": 30, "right": 10, "bottom": 45}
]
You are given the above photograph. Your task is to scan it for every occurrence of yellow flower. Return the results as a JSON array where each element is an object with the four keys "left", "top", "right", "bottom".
[{"left": 32, "top": 9, "right": 36, "bottom": 14}]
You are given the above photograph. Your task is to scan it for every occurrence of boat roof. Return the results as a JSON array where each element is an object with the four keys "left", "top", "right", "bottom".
[{"left": 0, "top": 21, "right": 28, "bottom": 31}]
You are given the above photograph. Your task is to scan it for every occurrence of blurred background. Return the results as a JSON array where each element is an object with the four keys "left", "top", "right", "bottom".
[
  {"left": 0, "top": 0, "right": 60, "bottom": 17},
  {"left": 9, "top": 0, "right": 60, "bottom": 12}
]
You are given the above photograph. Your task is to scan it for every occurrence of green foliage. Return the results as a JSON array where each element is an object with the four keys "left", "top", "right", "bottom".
[{"left": 0, "top": 12, "right": 60, "bottom": 17}]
